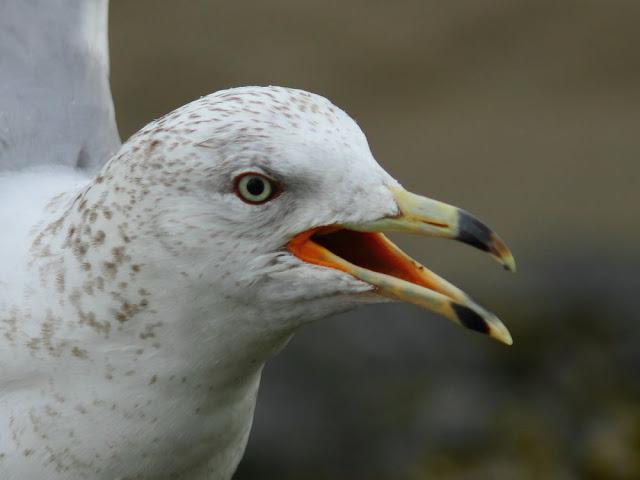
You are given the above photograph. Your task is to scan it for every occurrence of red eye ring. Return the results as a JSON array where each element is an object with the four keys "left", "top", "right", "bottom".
[{"left": 233, "top": 172, "right": 282, "bottom": 205}]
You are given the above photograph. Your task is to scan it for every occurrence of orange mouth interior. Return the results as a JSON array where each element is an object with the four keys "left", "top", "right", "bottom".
[{"left": 287, "top": 227, "right": 440, "bottom": 292}]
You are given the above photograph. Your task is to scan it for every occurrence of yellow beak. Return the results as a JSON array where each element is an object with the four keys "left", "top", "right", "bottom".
[{"left": 288, "top": 187, "right": 516, "bottom": 345}]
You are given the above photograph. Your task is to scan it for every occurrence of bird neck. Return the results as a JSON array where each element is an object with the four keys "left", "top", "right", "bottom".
[{"left": 22, "top": 175, "right": 299, "bottom": 477}]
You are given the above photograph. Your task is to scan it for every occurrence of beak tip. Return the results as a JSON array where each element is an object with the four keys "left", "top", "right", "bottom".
[
  {"left": 494, "top": 329, "right": 514, "bottom": 346},
  {"left": 455, "top": 211, "right": 516, "bottom": 273},
  {"left": 502, "top": 254, "right": 517, "bottom": 273},
  {"left": 487, "top": 232, "right": 516, "bottom": 273},
  {"left": 489, "top": 317, "right": 513, "bottom": 345}
]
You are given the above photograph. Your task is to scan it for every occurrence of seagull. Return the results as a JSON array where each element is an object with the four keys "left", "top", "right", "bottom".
[{"left": 0, "top": 1, "right": 515, "bottom": 478}]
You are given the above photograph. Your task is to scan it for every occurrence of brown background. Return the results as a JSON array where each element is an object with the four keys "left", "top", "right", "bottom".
[{"left": 110, "top": 2, "right": 639, "bottom": 479}]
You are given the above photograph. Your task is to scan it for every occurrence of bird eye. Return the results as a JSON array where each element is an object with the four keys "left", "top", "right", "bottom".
[{"left": 233, "top": 173, "right": 280, "bottom": 204}]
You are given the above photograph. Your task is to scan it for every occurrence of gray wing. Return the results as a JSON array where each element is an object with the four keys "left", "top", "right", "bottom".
[{"left": 0, "top": 0, "right": 120, "bottom": 173}]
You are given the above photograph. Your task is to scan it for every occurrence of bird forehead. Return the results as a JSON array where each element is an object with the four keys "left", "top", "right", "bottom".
[{"left": 154, "top": 86, "right": 369, "bottom": 153}]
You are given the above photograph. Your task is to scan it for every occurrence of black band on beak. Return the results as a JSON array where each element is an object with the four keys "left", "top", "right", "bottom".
[{"left": 456, "top": 210, "right": 492, "bottom": 253}]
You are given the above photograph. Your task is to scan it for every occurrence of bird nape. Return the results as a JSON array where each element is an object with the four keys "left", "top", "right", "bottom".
[{"left": 0, "top": 2, "right": 515, "bottom": 480}]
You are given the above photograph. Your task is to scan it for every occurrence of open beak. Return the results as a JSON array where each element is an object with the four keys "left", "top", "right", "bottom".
[{"left": 287, "top": 187, "right": 516, "bottom": 345}]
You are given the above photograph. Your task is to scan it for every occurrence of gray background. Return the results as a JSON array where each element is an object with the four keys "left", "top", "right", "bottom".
[{"left": 109, "top": 2, "right": 639, "bottom": 479}]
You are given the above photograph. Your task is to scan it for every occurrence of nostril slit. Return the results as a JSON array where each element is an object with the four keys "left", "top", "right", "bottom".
[{"left": 421, "top": 219, "right": 449, "bottom": 228}]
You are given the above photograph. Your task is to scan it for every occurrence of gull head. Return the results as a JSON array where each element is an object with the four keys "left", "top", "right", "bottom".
[{"left": 98, "top": 86, "right": 515, "bottom": 347}]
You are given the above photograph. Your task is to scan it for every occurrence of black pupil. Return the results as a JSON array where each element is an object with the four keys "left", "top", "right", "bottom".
[{"left": 246, "top": 177, "right": 266, "bottom": 197}]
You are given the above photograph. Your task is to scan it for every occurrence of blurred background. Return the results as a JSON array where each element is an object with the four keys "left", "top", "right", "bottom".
[{"left": 110, "top": 1, "right": 639, "bottom": 478}]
